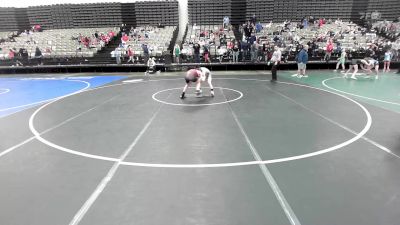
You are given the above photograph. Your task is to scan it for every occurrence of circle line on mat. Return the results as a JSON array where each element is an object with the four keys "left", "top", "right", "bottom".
[{"left": 29, "top": 78, "right": 372, "bottom": 168}]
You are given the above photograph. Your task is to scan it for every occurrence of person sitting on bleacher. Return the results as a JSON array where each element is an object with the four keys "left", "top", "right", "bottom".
[
  {"left": 145, "top": 57, "right": 160, "bottom": 75},
  {"left": 255, "top": 22, "right": 263, "bottom": 33},
  {"left": 121, "top": 34, "right": 129, "bottom": 47},
  {"left": 7, "top": 48, "right": 12, "bottom": 61},
  {"left": 33, "top": 25, "right": 42, "bottom": 32},
  {"left": 217, "top": 46, "right": 226, "bottom": 63}
]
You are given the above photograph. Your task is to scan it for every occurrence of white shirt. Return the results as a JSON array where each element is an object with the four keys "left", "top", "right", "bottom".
[
  {"left": 200, "top": 67, "right": 211, "bottom": 76},
  {"left": 147, "top": 59, "right": 156, "bottom": 67},
  {"left": 218, "top": 48, "right": 226, "bottom": 56},
  {"left": 271, "top": 49, "right": 282, "bottom": 63},
  {"left": 199, "top": 67, "right": 210, "bottom": 81}
]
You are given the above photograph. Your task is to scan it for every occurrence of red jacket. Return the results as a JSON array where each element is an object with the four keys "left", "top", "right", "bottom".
[
  {"left": 127, "top": 48, "right": 134, "bottom": 56},
  {"left": 326, "top": 43, "right": 333, "bottom": 53}
]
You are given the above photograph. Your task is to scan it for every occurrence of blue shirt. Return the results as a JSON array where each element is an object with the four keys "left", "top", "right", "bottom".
[
  {"left": 297, "top": 49, "right": 308, "bottom": 64},
  {"left": 256, "top": 23, "right": 263, "bottom": 32},
  {"left": 142, "top": 45, "right": 149, "bottom": 54}
]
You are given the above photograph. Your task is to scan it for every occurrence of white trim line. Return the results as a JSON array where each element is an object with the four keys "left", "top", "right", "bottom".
[
  {"left": 0, "top": 80, "right": 92, "bottom": 159},
  {"left": 220, "top": 88, "right": 301, "bottom": 225},
  {"left": 322, "top": 77, "right": 400, "bottom": 106},
  {"left": 152, "top": 87, "right": 243, "bottom": 106},
  {"left": 0, "top": 80, "right": 90, "bottom": 112},
  {"left": 68, "top": 93, "right": 169, "bottom": 225},
  {"left": 29, "top": 78, "right": 372, "bottom": 168},
  {"left": 0, "top": 88, "right": 10, "bottom": 95}
]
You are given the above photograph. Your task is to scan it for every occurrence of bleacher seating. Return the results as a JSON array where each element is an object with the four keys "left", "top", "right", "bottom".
[
  {"left": 135, "top": 1, "right": 178, "bottom": 26},
  {"left": 181, "top": 24, "right": 236, "bottom": 61},
  {"left": 0, "top": 27, "right": 119, "bottom": 60},
  {"left": 109, "top": 26, "right": 177, "bottom": 64},
  {"left": 0, "top": 31, "right": 17, "bottom": 41},
  {"left": 27, "top": 3, "right": 123, "bottom": 30},
  {"left": 252, "top": 21, "right": 398, "bottom": 61},
  {"left": 188, "top": 0, "right": 232, "bottom": 25},
  {"left": 121, "top": 26, "right": 177, "bottom": 58}
]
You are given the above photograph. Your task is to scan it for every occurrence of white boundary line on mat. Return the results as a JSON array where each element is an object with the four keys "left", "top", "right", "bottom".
[{"left": 28, "top": 78, "right": 372, "bottom": 168}]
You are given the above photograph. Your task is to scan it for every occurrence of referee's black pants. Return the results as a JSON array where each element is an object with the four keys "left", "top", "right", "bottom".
[{"left": 271, "top": 62, "right": 279, "bottom": 81}]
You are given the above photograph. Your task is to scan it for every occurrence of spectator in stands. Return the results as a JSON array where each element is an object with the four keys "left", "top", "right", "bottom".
[
  {"left": 193, "top": 43, "right": 200, "bottom": 63},
  {"left": 35, "top": 47, "right": 43, "bottom": 66},
  {"left": 127, "top": 45, "right": 135, "bottom": 64},
  {"left": 8, "top": 48, "right": 19, "bottom": 66},
  {"left": 250, "top": 43, "right": 257, "bottom": 62},
  {"left": 296, "top": 45, "right": 309, "bottom": 78},
  {"left": 220, "top": 35, "right": 227, "bottom": 46},
  {"left": 19, "top": 47, "right": 29, "bottom": 65},
  {"left": 145, "top": 57, "right": 160, "bottom": 75},
  {"left": 121, "top": 34, "right": 129, "bottom": 47},
  {"left": 324, "top": 39, "right": 334, "bottom": 63},
  {"left": 335, "top": 48, "right": 347, "bottom": 71},
  {"left": 302, "top": 17, "right": 308, "bottom": 29},
  {"left": 319, "top": 18, "right": 324, "bottom": 28},
  {"left": 255, "top": 22, "right": 263, "bottom": 33},
  {"left": 241, "top": 40, "right": 249, "bottom": 61},
  {"left": 115, "top": 47, "right": 122, "bottom": 64},
  {"left": 251, "top": 14, "right": 257, "bottom": 26},
  {"left": 257, "top": 44, "right": 264, "bottom": 62},
  {"left": 33, "top": 25, "right": 42, "bottom": 32},
  {"left": 223, "top": 16, "right": 230, "bottom": 29},
  {"left": 99, "top": 39, "right": 105, "bottom": 48},
  {"left": 142, "top": 44, "right": 149, "bottom": 63},
  {"left": 217, "top": 46, "right": 225, "bottom": 63},
  {"left": 174, "top": 44, "right": 181, "bottom": 64},
  {"left": 383, "top": 48, "right": 393, "bottom": 72},
  {"left": 232, "top": 44, "right": 239, "bottom": 63},
  {"left": 108, "top": 30, "right": 115, "bottom": 39},
  {"left": 227, "top": 40, "right": 234, "bottom": 51},
  {"left": 15, "top": 48, "right": 23, "bottom": 65},
  {"left": 243, "top": 24, "right": 251, "bottom": 39},
  {"left": 248, "top": 33, "right": 256, "bottom": 45},
  {"left": 203, "top": 45, "right": 211, "bottom": 63}
]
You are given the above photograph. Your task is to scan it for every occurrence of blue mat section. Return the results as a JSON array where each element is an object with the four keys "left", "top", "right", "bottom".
[{"left": 0, "top": 76, "right": 126, "bottom": 118}]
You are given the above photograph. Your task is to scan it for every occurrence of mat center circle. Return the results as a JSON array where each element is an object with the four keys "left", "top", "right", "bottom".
[{"left": 152, "top": 87, "right": 243, "bottom": 106}]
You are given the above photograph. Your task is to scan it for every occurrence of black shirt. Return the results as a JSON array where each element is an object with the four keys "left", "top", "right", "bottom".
[{"left": 193, "top": 45, "right": 200, "bottom": 54}]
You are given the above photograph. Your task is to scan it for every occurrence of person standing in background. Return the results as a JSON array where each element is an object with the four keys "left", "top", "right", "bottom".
[
  {"left": 174, "top": 44, "right": 181, "bottom": 64},
  {"left": 296, "top": 45, "right": 309, "bottom": 78},
  {"left": 383, "top": 49, "right": 392, "bottom": 72},
  {"left": 270, "top": 46, "right": 282, "bottom": 81},
  {"left": 335, "top": 48, "right": 346, "bottom": 72}
]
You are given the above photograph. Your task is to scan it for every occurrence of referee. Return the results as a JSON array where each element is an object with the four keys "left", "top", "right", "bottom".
[{"left": 270, "top": 46, "right": 282, "bottom": 81}]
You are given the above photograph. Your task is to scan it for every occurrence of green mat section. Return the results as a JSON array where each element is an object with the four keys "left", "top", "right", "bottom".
[{"left": 278, "top": 70, "right": 400, "bottom": 114}]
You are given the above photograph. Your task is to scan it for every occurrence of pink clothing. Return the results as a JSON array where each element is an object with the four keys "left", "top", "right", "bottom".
[
  {"left": 8, "top": 51, "right": 15, "bottom": 59},
  {"left": 187, "top": 69, "right": 202, "bottom": 78},
  {"left": 326, "top": 43, "right": 333, "bottom": 53}
]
